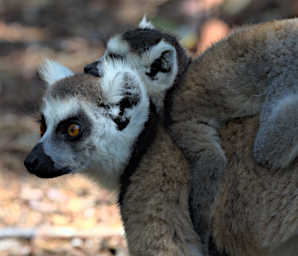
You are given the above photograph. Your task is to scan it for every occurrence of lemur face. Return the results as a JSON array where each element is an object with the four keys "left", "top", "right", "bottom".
[
  {"left": 84, "top": 17, "right": 179, "bottom": 96},
  {"left": 24, "top": 60, "right": 149, "bottom": 190}
]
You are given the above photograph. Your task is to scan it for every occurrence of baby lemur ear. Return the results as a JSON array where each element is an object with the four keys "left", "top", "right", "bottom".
[
  {"left": 39, "top": 59, "right": 74, "bottom": 86},
  {"left": 145, "top": 40, "right": 177, "bottom": 82}
]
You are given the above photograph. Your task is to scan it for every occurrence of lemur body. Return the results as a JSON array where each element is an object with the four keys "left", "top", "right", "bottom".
[
  {"left": 84, "top": 17, "right": 298, "bottom": 252},
  {"left": 24, "top": 60, "right": 202, "bottom": 256},
  {"left": 23, "top": 60, "right": 298, "bottom": 256}
]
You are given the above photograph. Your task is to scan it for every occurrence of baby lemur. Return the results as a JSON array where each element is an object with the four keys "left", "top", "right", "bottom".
[
  {"left": 84, "top": 17, "right": 298, "bottom": 250},
  {"left": 24, "top": 60, "right": 202, "bottom": 256}
]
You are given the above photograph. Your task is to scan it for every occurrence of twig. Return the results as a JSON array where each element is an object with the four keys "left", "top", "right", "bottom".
[{"left": 0, "top": 226, "right": 124, "bottom": 239}]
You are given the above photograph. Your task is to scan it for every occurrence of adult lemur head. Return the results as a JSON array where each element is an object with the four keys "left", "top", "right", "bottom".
[
  {"left": 84, "top": 16, "right": 191, "bottom": 114},
  {"left": 24, "top": 59, "right": 151, "bottom": 190}
]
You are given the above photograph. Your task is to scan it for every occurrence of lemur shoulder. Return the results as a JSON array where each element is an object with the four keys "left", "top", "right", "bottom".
[
  {"left": 24, "top": 60, "right": 202, "bottom": 256},
  {"left": 84, "top": 17, "right": 298, "bottom": 252}
]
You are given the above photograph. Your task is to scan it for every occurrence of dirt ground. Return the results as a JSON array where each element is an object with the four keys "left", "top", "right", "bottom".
[{"left": 0, "top": 0, "right": 297, "bottom": 255}]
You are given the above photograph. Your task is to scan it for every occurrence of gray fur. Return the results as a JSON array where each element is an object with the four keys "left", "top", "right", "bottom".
[
  {"left": 254, "top": 72, "right": 298, "bottom": 169},
  {"left": 49, "top": 74, "right": 104, "bottom": 106}
]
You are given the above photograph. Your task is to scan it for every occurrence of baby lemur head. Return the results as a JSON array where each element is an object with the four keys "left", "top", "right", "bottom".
[
  {"left": 24, "top": 59, "right": 149, "bottom": 190},
  {"left": 84, "top": 16, "right": 190, "bottom": 109}
]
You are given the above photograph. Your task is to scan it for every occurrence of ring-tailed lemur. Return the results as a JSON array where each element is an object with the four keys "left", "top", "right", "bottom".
[
  {"left": 23, "top": 59, "right": 298, "bottom": 256},
  {"left": 84, "top": 17, "right": 298, "bottom": 252},
  {"left": 24, "top": 59, "right": 202, "bottom": 256}
]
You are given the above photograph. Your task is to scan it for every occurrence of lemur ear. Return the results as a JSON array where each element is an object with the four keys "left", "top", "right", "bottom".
[
  {"left": 146, "top": 40, "right": 176, "bottom": 80},
  {"left": 138, "top": 15, "right": 154, "bottom": 29},
  {"left": 39, "top": 59, "right": 74, "bottom": 86}
]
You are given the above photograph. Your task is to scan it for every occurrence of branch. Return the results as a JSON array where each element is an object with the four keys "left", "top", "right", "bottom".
[{"left": 0, "top": 226, "right": 124, "bottom": 239}]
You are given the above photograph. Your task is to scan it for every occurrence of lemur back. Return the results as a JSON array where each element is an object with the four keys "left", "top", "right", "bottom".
[
  {"left": 24, "top": 60, "right": 202, "bottom": 256},
  {"left": 212, "top": 115, "right": 298, "bottom": 256},
  {"left": 84, "top": 18, "right": 298, "bottom": 253}
]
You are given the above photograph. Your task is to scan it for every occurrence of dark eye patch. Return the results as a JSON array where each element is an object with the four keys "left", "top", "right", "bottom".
[{"left": 56, "top": 112, "right": 91, "bottom": 142}]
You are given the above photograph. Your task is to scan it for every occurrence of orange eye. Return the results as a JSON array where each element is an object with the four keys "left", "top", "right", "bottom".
[
  {"left": 67, "top": 123, "right": 80, "bottom": 137},
  {"left": 40, "top": 123, "right": 46, "bottom": 137}
]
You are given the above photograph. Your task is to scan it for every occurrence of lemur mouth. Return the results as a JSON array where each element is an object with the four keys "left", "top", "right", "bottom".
[
  {"left": 30, "top": 168, "right": 72, "bottom": 179},
  {"left": 24, "top": 143, "right": 72, "bottom": 179}
]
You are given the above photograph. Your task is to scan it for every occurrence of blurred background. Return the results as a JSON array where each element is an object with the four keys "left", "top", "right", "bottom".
[{"left": 0, "top": 0, "right": 297, "bottom": 255}]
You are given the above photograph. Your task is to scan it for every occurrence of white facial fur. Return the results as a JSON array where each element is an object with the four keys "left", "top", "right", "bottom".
[
  {"left": 90, "top": 61, "right": 150, "bottom": 190},
  {"left": 39, "top": 59, "right": 150, "bottom": 191},
  {"left": 41, "top": 98, "right": 84, "bottom": 170},
  {"left": 125, "top": 40, "right": 178, "bottom": 112},
  {"left": 88, "top": 61, "right": 150, "bottom": 190}
]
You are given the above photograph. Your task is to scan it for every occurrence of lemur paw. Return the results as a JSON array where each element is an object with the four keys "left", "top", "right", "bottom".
[
  {"left": 253, "top": 147, "right": 286, "bottom": 170},
  {"left": 191, "top": 151, "right": 227, "bottom": 181},
  {"left": 189, "top": 150, "right": 227, "bottom": 226}
]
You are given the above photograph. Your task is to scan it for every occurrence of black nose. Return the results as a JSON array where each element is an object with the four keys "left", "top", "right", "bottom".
[
  {"left": 84, "top": 60, "right": 102, "bottom": 77},
  {"left": 24, "top": 143, "right": 72, "bottom": 178},
  {"left": 24, "top": 143, "right": 51, "bottom": 175},
  {"left": 24, "top": 154, "right": 39, "bottom": 173}
]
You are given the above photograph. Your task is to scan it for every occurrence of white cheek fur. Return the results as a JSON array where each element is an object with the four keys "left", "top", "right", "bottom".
[{"left": 82, "top": 85, "right": 149, "bottom": 191}]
